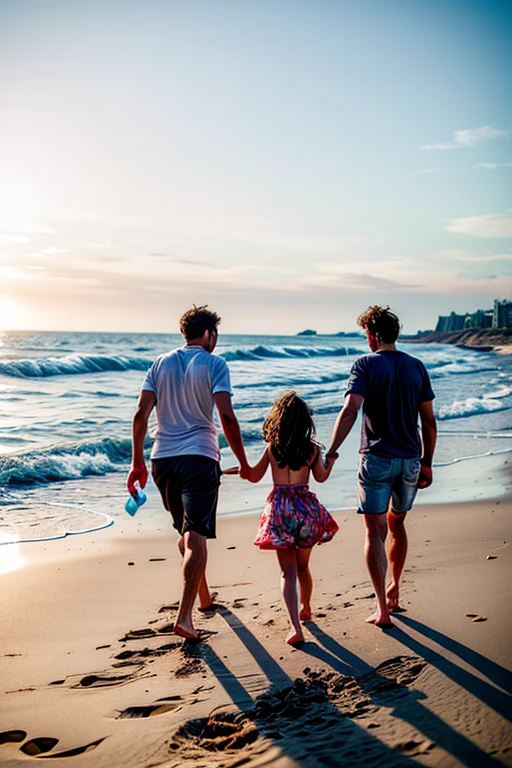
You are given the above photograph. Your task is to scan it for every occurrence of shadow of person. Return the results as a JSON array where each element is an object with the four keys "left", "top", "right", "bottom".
[
  {"left": 395, "top": 614, "right": 512, "bottom": 695},
  {"left": 388, "top": 621, "right": 511, "bottom": 722},
  {"left": 306, "top": 620, "right": 508, "bottom": 768},
  {"left": 215, "top": 605, "right": 292, "bottom": 688}
]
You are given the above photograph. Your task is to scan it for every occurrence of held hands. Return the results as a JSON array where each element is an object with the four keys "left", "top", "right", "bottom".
[
  {"left": 127, "top": 463, "right": 148, "bottom": 496},
  {"left": 324, "top": 451, "right": 339, "bottom": 469},
  {"left": 236, "top": 462, "right": 262, "bottom": 483},
  {"left": 220, "top": 465, "right": 258, "bottom": 482},
  {"left": 418, "top": 465, "right": 433, "bottom": 489},
  {"left": 238, "top": 462, "right": 252, "bottom": 481},
  {"left": 220, "top": 463, "right": 255, "bottom": 481}
]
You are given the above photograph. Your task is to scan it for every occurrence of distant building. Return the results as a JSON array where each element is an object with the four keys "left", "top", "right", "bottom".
[
  {"left": 436, "top": 299, "right": 512, "bottom": 332},
  {"left": 436, "top": 300, "right": 511, "bottom": 332},
  {"left": 464, "top": 309, "right": 494, "bottom": 330},
  {"left": 435, "top": 312, "right": 466, "bottom": 332},
  {"left": 493, "top": 299, "right": 512, "bottom": 330}
]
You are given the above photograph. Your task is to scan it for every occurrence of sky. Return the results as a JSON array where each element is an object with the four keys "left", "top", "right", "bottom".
[{"left": 0, "top": 0, "right": 511, "bottom": 335}]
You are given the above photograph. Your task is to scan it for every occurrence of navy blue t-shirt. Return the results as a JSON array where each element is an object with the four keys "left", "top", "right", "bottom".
[{"left": 345, "top": 350, "right": 435, "bottom": 458}]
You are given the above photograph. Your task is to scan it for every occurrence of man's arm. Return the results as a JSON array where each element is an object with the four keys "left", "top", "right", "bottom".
[
  {"left": 127, "top": 390, "right": 156, "bottom": 495},
  {"left": 418, "top": 399, "right": 437, "bottom": 489},
  {"left": 327, "top": 394, "right": 364, "bottom": 456},
  {"left": 213, "top": 391, "right": 250, "bottom": 478}
]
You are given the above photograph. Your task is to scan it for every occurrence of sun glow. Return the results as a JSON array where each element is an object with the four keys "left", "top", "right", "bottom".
[
  {"left": 0, "top": 297, "right": 24, "bottom": 330},
  {"left": 0, "top": 537, "right": 25, "bottom": 575}
]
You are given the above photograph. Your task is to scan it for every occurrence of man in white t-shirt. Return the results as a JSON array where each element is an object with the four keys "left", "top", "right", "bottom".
[{"left": 127, "top": 306, "right": 249, "bottom": 640}]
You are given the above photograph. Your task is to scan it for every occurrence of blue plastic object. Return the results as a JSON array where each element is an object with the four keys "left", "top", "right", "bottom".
[{"left": 125, "top": 488, "right": 147, "bottom": 516}]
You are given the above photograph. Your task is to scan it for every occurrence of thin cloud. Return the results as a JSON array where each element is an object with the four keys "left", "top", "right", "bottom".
[
  {"left": 436, "top": 249, "right": 512, "bottom": 263},
  {"left": 149, "top": 253, "right": 220, "bottom": 269},
  {"left": 420, "top": 144, "right": 461, "bottom": 151},
  {"left": 474, "top": 162, "right": 512, "bottom": 170},
  {"left": 444, "top": 214, "right": 512, "bottom": 238},
  {"left": 0, "top": 234, "right": 31, "bottom": 244},
  {"left": 420, "top": 125, "right": 507, "bottom": 151},
  {"left": 301, "top": 269, "right": 420, "bottom": 292}
]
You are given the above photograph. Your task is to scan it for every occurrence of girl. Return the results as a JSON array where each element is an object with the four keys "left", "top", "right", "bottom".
[{"left": 248, "top": 391, "right": 339, "bottom": 645}]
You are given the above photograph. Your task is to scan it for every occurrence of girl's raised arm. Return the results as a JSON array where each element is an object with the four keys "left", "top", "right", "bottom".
[
  {"left": 311, "top": 445, "right": 338, "bottom": 483},
  {"left": 246, "top": 445, "right": 270, "bottom": 483}
]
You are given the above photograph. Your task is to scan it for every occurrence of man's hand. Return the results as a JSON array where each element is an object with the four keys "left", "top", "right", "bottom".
[
  {"left": 324, "top": 451, "right": 339, "bottom": 468},
  {"left": 243, "top": 465, "right": 263, "bottom": 483},
  {"left": 238, "top": 462, "right": 251, "bottom": 481},
  {"left": 222, "top": 466, "right": 240, "bottom": 475},
  {"left": 127, "top": 464, "right": 148, "bottom": 496},
  {"left": 418, "top": 466, "right": 433, "bottom": 489}
]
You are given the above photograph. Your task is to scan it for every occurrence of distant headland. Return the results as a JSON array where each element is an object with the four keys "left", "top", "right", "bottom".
[{"left": 296, "top": 330, "right": 360, "bottom": 337}]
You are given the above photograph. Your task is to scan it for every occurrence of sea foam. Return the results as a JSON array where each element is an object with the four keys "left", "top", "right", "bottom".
[{"left": 0, "top": 354, "right": 153, "bottom": 379}]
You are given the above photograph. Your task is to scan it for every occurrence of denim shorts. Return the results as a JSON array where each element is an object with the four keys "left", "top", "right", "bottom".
[
  {"left": 357, "top": 454, "right": 421, "bottom": 515},
  {"left": 152, "top": 455, "right": 221, "bottom": 538}
]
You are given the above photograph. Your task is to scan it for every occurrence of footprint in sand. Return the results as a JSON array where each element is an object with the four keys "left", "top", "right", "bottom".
[
  {"left": 0, "top": 731, "right": 26, "bottom": 744},
  {"left": 114, "top": 642, "right": 182, "bottom": 661},
  {"left": 76, "top": 672, "right": 145, "bottom": 688},
  {"left": 116, "top": 695, "right": 184, "bottom": 719},
  {"left": 158, "top": 602, "right": 179, "bottom": 613},
  {"left": 394, "top": 738, "right": 436, "bottom": 756},
  {"left": 49, "top": 665, "right": 151, "bottom": 689},
  {"left": 0, "top": 731, "right": 106, "bottom": 759},
  {"left": 119, "top": 627, "right": 158, "bottom": 641}
]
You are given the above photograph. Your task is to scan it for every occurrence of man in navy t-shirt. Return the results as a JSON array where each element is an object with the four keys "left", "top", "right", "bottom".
[{"left": 327, "top": 306, "right": 437, "bottom": 628}]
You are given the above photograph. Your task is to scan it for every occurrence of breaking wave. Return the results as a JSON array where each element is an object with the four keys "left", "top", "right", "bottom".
[
  {"left": 0, "top": 354, "right": 153, "bottom": 379},
  {"left": 437, "top": 397, "right": 511, "bottom": 420},
  {"left": 220, "top": 345, "right": 362, "bottom": 362}
]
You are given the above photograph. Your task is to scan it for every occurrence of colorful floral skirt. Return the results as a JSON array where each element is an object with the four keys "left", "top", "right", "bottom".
[{"left": 253, "top": 484, "right": 339, "bottom": 550}]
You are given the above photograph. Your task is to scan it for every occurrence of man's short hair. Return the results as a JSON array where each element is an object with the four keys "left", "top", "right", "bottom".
[
  {"left": 357, "top": 305, "right": 401, "bottom": 343},
  {"left": 180, "top": 306, "right": 221, "bottom": 341}
]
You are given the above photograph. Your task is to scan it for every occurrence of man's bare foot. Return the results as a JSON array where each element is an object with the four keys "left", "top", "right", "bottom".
[
  {"left": 174, "top": 621, "right": 200, "bottom": 641},
  {"left": 198, "top": 589, "right": 218, "bottom": 611},
  {"left": 365, "top": 611, "right": 394, "bottom": 629},
  {"left": 198, "top": 603, "right": 219, "bottom": 614},
  {"left": 286, "top": 628, "right": 304, "bottom": 646},
  {"left": 299, "top": 606, "right": 312, "bottom": 622},
  {"left": 386, "top": 583, "right": 402, "bottom": 612}
]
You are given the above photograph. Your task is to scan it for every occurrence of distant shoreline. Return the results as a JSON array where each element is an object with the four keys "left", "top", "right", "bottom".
[{"left": 401, "top": 329, "right": 512, "bottom": 353}]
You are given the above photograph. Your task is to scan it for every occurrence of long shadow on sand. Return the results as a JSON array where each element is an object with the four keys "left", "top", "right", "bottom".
[
  {"left": 196, "top": 608, "right": 422, "bottom": 767},
  {"left": 215, "top": 605, "right": 292, "bottom": 688},
  {"left": 388, "top": 621, "right": 511, "bottom": 722},
  {"left": 395, "top": 614, "right": 512, "bottom": 696},
  {"left": 307, "top": 621, "right": 507, "bottom": 768}
]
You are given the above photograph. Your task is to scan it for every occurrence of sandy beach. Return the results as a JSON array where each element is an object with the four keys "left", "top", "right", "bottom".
[{"left": 1, "top": 454, "right": 511, "bottom": 768}]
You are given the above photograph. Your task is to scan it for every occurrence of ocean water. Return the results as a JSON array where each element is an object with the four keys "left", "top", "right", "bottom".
[{"left": 1, "top": 330, "right": 511, "bottom": 544}]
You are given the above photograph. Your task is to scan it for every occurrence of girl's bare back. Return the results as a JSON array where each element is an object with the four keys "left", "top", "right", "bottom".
[{"left": 268, "top": 445, "right": 316, "bottom": 486}]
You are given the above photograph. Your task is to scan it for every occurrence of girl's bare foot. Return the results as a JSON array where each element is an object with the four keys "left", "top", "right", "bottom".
[
  {"left": 299, "top": 605, "right": 312, "bottom": 622},
  {"left": 365, "top": 611, "right": 394, "bottom": 629},
  {"left": 286, "top": 628, "right": 304, "bottom": 646}
]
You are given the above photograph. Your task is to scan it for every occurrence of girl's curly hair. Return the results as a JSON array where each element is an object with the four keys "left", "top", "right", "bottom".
[{"left": 262, "top": 391, "right": 316, "bottom": 470}]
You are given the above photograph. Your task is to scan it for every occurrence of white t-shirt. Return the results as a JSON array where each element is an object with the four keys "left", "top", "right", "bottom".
[{"left": 141, "top": 346, "right": 232, "bottom": 462}]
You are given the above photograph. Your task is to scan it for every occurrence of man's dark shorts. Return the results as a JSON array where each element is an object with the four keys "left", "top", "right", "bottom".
[{"left": 152, "top": 455, "right": 221, "bottom": 539}]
